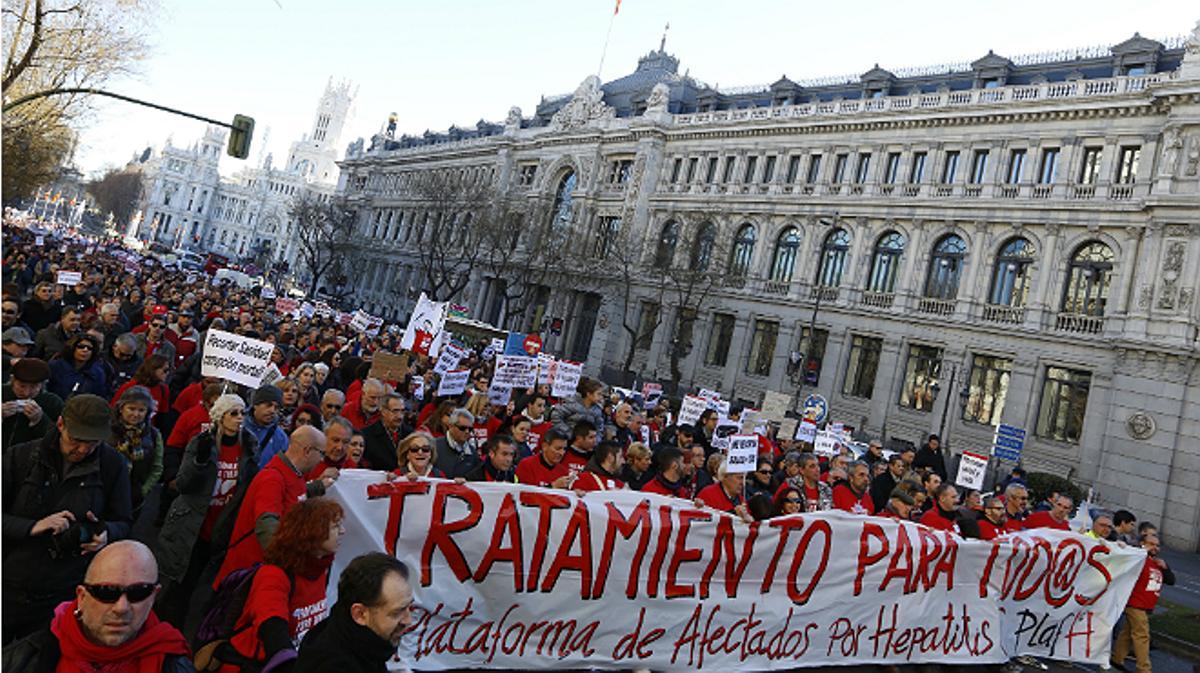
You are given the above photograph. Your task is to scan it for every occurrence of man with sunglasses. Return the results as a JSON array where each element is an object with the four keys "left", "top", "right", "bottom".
[
  {"left": 133, "top": 316, "right": 176, "bottom": 366},
  {"left": 2, "top": 394, "right": 133, "bottom": 643},
  {"left": 1, "top": 540, "right": 190, "bottom": 671},
  {"left": 319, "top": 389, "right": 346, "bottom": 425}
]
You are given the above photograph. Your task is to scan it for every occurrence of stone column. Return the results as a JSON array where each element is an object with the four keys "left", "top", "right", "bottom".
[
  {"left": 870, "top": 338, "right": 904, "bottom": 439},
  {"left": 720, "top": 315, "right": 753, "bottom": 394}
]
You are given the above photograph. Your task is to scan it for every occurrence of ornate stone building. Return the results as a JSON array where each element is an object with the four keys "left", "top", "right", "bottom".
[{"left": 338, "top": 25, "right": 1200, "bottom": 549}]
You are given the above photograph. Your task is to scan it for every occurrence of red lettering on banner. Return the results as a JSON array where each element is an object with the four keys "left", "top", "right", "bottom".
[
  {"left": 367, "top": 479, "right": 430, "bottom": 557},
  {"left": 1063, "top": 610, "right": 1094, "bottom": 658},
  {"left": 645, "top": 505, "right": 674, "bottom": 598},
  {"left": 665, "top": 508, "right": 711, "bottom": 598},
  {"left": 593, "top": 500, "right": 652, "bottom": 600},
  {"left": 916, "top": 527, "right": 943, "bottom": 591},
  {"left": 1045, "top": 538, "right": 1086, "bottom": 608},
  {"left": 1013, "top": 536, "right": 1054, "bottom": 601},
  {"left": 541, "top": 500, "right": 593, "bottom": 598},
  {"left": 979, "top": 538, "right": 1003, "bottom": 598},
  {"left": 931, "top": 531, "right": 958, "bottom": 592},
  {"left": 786, "top": 518, "right": 830, "bottom": 605},
  {"left": 699, "top": 518, "right": 759, "bottom": 599},
  {"left": 473, "top": 492, "right": 524, "bottom": 591},
  {"left": 760, "top": 516, "right": 806, "bottom": 593},
  {"left": 881, "top": 524, "right": 915, "bottom": 594},
  {"left": 420, "top": 482, "right": 483, "bottom": 586},
  {"left": 611, "top": 606, "right": 666, "bottom": 661},
  {"left": 855, "top": 522, "right": 888, "bottom": 596},
  {"left": 519, "top": 491, "right": 571, "bottom": 592},
  {"left": 1076, "top": 544, "right": 1113, "bottom": 606}
]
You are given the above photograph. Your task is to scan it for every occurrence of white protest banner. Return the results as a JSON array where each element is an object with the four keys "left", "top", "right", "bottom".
[
  {"left": 437, "top": 369, "right": 470, "bottom": 397},
  {"left": 328, "top": 474, "right": 1145, "bottom": 671},
  {"left": 726, "top": 434, "right": 760, "bottom": 473},
  {"left": 487, "top": 384, "right": 512, "bottom": 406},
  {"left": 55, "top": 270, "right": 82, "bottom": 285},
  {"left": 495, "top": 355, "right": 538, "bottom": 389},
  {"left": 814, "top": 430, "right": 840, "bottom": 457},
  {"left": 677, "top": 395, "right": 707, "bottom": 426},
  {"left": 260, "top": 286, "right": 276, "bottom": 299},
  {"left": 713, "top": 399, "right": 731, "bottom": 418},
  {"left": 433, "top": 344, "right": 468, "bottom": 376},
  {"left": 550, "top": 360, "right": 583, "bottom": 399},
  {"left": 760, "top": 391, "right": 791, "bottom": 422},
  {"left": 831, "top": 422, "right": 846, "bottom": 441},
  {"left": 536, "top": 354, "right": 556, "bottom": 385},
  {"left": 956, "top": 451, "right": 990, "bottom": 490},
  {"left": 200, "top": 328, "right": 274, "bottom": 388}
]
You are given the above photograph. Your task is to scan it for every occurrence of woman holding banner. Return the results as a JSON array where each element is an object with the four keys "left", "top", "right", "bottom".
[{"left": 392, "top": 432, "right": 446, "bottom": 479}]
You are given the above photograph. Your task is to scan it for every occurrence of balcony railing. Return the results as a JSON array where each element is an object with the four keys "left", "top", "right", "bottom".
[
  {"left": 763, "top": 280, "right": 791, "bottom": 295},
  {"left": 810, "top": 286, "right": 839, "bottom": 302},
  {"left": 917, "top": 297, "right": 957, "bottom": 316},
  {"left": 1108, "top": 184, "right": 1135, "bottom": 200},
  {"left": 983, "top": 304, "right": 1025, "bottom": 324},
  {"left": 1055, "top": 312, "right": 1105, "bottom": 334},
  {"left": 861, "top": 291, "right": 895, "bottom": 308}
]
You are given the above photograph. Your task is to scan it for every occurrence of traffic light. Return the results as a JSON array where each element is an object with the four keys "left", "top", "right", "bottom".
[{"left": 227, "top": 114, "right": 255, "bottom": 159}]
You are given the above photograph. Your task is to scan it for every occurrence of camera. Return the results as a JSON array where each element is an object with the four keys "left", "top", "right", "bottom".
[{"left": 46, "top": 518, "right": 103, "bottom": 560}]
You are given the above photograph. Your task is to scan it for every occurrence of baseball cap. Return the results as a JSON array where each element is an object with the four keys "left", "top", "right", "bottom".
[
  {"left": 2, "top": 327, "right": 33, "bottom": 346},
  {"left": 61, "top": 394, "right": 113, "bottom": 442}
]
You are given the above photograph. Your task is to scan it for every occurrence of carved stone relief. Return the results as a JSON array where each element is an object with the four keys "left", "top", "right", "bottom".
[
  {"left": 1138, "top": 284, "right": 1154, "bottom": 309},
  {"left": 549, "top": 76, "right": 616, "bottom": 131},
  {"left": 1157, "top": 241, "right": 1186, "bottom": 311},
  {"left": 1126, "top": 412, "right": 1156, "bottom": 440}
]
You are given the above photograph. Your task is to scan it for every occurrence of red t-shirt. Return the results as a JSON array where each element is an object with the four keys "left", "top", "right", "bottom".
[
  {"left": 1023, "top": 511, "right": 1070, "bottom": 531},
  {"left": 305, "top": 455, "right": 356, "bottom": 481},
  {"left": 225, "top": 563, "right": 330, "bottom": 668},
  {"left": 575, "top": 471, "right": 625, "bottom": 492},
  {"left": 642, "top": 475, "right": 690, "bottom": 500},
  {"left": 561, "top": 447, "right": 590, "bottom": 480},
  {"left": 977, "top": 518, "right": 1004, "bottom": 541},
  {"left": 696, "top": 484, "right": 741, "bottom": 513},
  {"left": 167, "top": 404, "right": 210, "bottom": 449},
  {"left": 526, "top": 421, "right": 552, "bottom": 452},
  {"left": 1127, "top": 557, "right": 1167, "bottom": 610},
  {"left": 832, "top": 484, "right": 874, "bottom": 515},
  {"left": 515, "top": 455, "right": 569, "bottom": 488},
  {"left": 214, "top": 456, "right": 307, "bottom": 587},
  {"left": 1003, "top": 514, "right": 1025, "bottom": 533},
  {"left": 342, "top": 400, "right": 379, "bottom": 431},
  {"left": 201, "top": 439, "right": 242, "bottom": 541},
  {"left": 173, "top": 382, "right": 204, "bottom": 414},
  {"left": 111, "top": 380, "right": 171, "bottom": 416},
  {"left": 920, "top": 508, "right": 959, "bottom": 533}
]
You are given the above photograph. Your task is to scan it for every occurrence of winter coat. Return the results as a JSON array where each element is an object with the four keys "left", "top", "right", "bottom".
[
  {"left": 132, "top": 332, "right": 176, "bottom": 366},
  {"left": 1, "top": 627, "right": 195, "bottom": 673},
  {"left": 101, "top": 351, "right": 142, "bottom": 397},
  {"left": 20, "top": 299, "right": 60, "bottom": 333},
  {"left": 1, "top": 383, "right": 63, "bottom": 447},
  {"left": 33, "top": 323, "right": 75, "bottom": 361},
  {"left": 47, "top": 357, "right": 107, "bottom": 400},
  {"left": 243, "top": 416, "right": 288, "bottom": 469},
  {"left": 155, "top": 428, "right": 258, "bottom": 583},
  {"left": 110, "top": 418, "right": 164, "bottom": 510},
  {"left": 295, "top": 604, "right": 396, "bottom": 673},
  {"left": 549, "top": 395, "right": 606, "bottom": 437}
]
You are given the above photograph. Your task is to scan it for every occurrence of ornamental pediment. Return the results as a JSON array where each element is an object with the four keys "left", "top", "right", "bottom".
[{"left": 1110, "top": 32, "right": 1164, "bottom": 56}]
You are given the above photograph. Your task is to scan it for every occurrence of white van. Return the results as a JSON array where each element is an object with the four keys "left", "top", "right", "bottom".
[{"left": 213, "top": 268, "right": 253, "bottom": 289}]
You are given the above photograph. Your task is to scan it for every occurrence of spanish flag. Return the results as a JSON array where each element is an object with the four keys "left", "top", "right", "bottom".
[{"left": 614, "top": 0, "right": 620, "bottom": 15}]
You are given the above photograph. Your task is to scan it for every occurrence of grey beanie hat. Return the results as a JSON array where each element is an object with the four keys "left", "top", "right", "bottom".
[
  {"left": 209, "top": 393, "right": 246, "bottom": 426},
  {"left": 116, "top": 385, "right": 157, "bottom": 413},
  {"left": 251, "top": 384, "right": 284, "bottom": 407}
]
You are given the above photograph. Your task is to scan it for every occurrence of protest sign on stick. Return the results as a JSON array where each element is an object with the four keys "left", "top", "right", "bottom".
[
  {"left": 726, "top": 434, "right": 759, "bottom": 473},
  {"left": 200, "top": 329, "right": 274, "bottom": 388},
  {"left": 437, "top": 369, "right": 470, "bottom": 397},
  {"left": 56, "top": 271, "right": 82, "bottom": 285}
]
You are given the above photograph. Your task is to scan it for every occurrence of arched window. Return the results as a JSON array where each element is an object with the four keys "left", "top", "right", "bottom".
[
  {"left": 1062, "top": 241, "right": 1114, "bottom": 316},
  {"left": 551, "top": 170, "right": 576, "bottom": 229},
  {"left": 815, "top": 228, "right": 851, "bottom": 287},
  {"left": 867, "top": 231, "right": 906, "bottom": 293},
  {"left": 691, "top": 222, "right": 717, "bottom": 271},
  {"left": 728, "top": 223, "right": 756, "bottom": 276},
  {"left": 655, "top": 221, "right": 679, "bottom": 267},
  {"left": 924, "top": 234, "right": 967, "bottom": 299},
  {"left": 989, "top": 237, "right": 1036, "bottom": 307},
  {"left": 770, "top": 227, "right": 801, "bottom": 282}
]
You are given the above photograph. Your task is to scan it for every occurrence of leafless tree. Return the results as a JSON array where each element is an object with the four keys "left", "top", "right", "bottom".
[
  {"left": 659, "top": 215, "right": 733, "bottom": 389},
  {"left": 86, "top": 167, "right": 141, "bottom": 227},
  {"left": 290, "top": 195, "right": 356, "bottom": 298},
  {"left": 406, "top": 168, "right": 499, "bottom": 303}
]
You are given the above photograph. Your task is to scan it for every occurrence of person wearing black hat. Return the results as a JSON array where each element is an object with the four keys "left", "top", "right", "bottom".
[
  {"left": 2, "top": 357, "right": 64, "bottom": 447},
  {"left": 245, "top": 384, "right": 289, "bottom": 468},
  {"left": 1, "top": 394, "right": 133, "bottom": 643}
]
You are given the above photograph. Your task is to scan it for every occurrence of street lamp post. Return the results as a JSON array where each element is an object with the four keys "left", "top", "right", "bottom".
[{"left": 789, "top": 212, "right": 838, "bottom": 417}]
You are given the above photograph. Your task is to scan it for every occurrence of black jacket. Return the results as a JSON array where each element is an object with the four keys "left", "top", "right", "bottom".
[
  {"left": 913, "top": 443, "right": 948, "bottom": 481},
  {"left": 361, "top": 421, "right": 403, "bottom": 472},
  {"left": 1, "top": 627, "right": 195, "bottom": 673},
  {"left": 296, "top": 604, "right": 396, "bottom": 673},
  {"left": 1, "top": 428, "right": 133, "bottom": 616},
  {"left": 464, "top": 460, "right": 516, "bottom": 483}
]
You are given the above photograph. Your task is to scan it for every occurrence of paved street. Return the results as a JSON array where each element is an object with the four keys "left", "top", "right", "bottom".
[{"left": 1159, "top": 548, "right": 1200, "bottom": 612}]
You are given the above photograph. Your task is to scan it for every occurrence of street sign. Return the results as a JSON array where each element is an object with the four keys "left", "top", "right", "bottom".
[
  {"left": 801, "top": 394, "right": 828, "bottom": 423},
  {"left": 523, "top": 334, "right": 543, "bottom": 356},
  {"left": 992, "top": 423, "right": 1025, "bottom": 462}
]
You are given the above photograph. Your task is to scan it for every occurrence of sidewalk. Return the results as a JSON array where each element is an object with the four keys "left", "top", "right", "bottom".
[{"left": 1158, "top": 548, "right": 1200, "bottom": 612}]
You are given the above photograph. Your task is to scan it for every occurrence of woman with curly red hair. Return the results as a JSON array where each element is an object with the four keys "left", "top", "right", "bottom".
[{"left": 207, "top": 498, "right": 344, "bottom": 673}]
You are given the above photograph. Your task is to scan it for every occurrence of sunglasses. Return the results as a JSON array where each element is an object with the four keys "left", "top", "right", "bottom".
[
  {"left": 150, "top": 323, "right": 166, "bottom": 329},
  {"left": 83, "top": 582, "right": 157, "bottom": 604},
  {"left": 455, "top": 425, "right": 472, "bottom": 432},
  {"left": 76, "top": 343, "right": 94, "bottom": 351},
  {"left": 227, "top": 409, "right": 245, "bottom": 416},
  {"left": 784, "top": 497, "right": 804, "bottom": 504},
  {"left": 1, "top": 309, "right": 17, "bottom": 315},
  {"left": 410, "top": 445, "right": 431, "bottom": 454},
  {"left": 757, "top": 468, "right": 773, "bottom": 474},
  {"left": 324, "top": 404, "right": 343, "bottom": 410}
]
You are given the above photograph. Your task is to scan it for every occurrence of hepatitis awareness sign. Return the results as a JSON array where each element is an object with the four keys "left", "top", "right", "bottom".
[{"left": 328, "top": 472, "right": 1144, "bottom": 671}]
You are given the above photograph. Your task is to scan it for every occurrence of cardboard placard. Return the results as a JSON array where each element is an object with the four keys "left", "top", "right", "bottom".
[
  {"left": 778, "top": 418, "right": 799, "bottom": 442},
  {"left": 760, "top": 391, "right": 791, "bottom": 422},
  {"left": 368, "top": 351, "right": 410, "bottom": 382},
  {"left": 549, "top": 360, "right": 583, "bottom": 399}
]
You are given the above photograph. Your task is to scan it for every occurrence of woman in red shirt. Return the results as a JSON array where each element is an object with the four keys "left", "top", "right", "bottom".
[
  {"left": 214, "top": 498, "right": 345, "bottom": 672},
  {"left": 111, "top": 353, "right": 172, "bottom": 421}
]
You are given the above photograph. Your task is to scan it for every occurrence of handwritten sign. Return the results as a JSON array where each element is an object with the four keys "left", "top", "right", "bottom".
[
  {"left": 200, "top": 329, "right": 274, "bottom": 388},
  {"left": 726, "top": 434, "right": 760, "bottom": 473},
  {"left": 495, "top": 355, "right": 538, "bottom": 389},
  {"left": 437, "top": 369, "right": 470, "bottom": 397},
  {"left": 677, "top": 395, "right": 707, "bottom": 426},
  {"left": 956, "top": 451, "right": 990, "bottom": 490},
  {"left": 56, "top": 271, "right": 82, "bottom": 285},
  {"left": 549, "top": 360, "right": 583, "bottom": 399}
]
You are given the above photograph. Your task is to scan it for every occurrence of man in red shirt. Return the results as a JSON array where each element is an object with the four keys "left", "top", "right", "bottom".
[
  {"left": 561, "top": 420, "right": 597, "bottom": 478},
  {"left": 977, "top": 495, "right": 1007, "bottom": 540},
  {"left": 642, "top": 448, "right": 691, "bottom": 499},
  {"left": 575, "top": 441, "right": 626, "bottom": 492},
  {"left": 1002, "top": 484, "right": 1029, "bottom": 533},
  {"left": 515, "top": 428, "right": 572, "bottom": 488},
  {"left": 780, "top": 453, "right": 832, "bottom": 512},
  {"left": 165, "top": 311, "right": 199, "bottom": 368},
  {"left": 919, "top": 483, "right": 960, "bottom": 533},
  {"left": 1024, "top": 493, "right": 1072, "bottom": 531},
  {"left": 696, "top": 465, "right": 753, "bottom": 523},
  {"left": 214, "top": 426, "right": 331, "bottom": 586},
  {"left": 832, "top": 460, "right": 874, "bottom": 514},
  {"left": 343, "top": 378, "right": 384, "bottom": 430},
  {"left": 1111, "top": 534, "right": 1175, "bottom": 673}
]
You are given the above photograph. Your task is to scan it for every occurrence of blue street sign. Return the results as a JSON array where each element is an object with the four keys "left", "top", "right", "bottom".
[{"left": 992, "top": 424, "right": 1025, "bottom": 461}]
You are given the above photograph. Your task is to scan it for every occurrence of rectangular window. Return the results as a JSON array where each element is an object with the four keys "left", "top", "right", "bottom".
[
  {"left": 1116, "top": 146, "right": 1140, "bottom": 184},
  {"left": 805, "top": 154, "right": 823, "bottom": 184},
  {"left": 843, "top": 335, "right": 882, "bottom": 399},
  {"left": 970, "top": 150, "right": 989, "bottom": 184},
  {"left": 941, "top": 151, "right": 960, "bottom": 183},
  {"left": 670, "top": 158, "right": 683, "bottom": 183},
  {"left": 898, "top": 344, "right": 943, "bottom": 411},
  {"left": 1037, "top": 366, "right": 1092, "bottom": 443},
  {"left": 1078, "top": 147, "right": 1102, "bottom": 185},
  {"left": 1006, "top": 149, "right": 1026, "bottom": 183},
  {"left": 964, "top": 355, "right": 1012, "bottom": 425},
  {"left": 706, "top": 313, "right": 735, "bottom": 367},
  {"left": 685, "top": 157, "right": 698, "bottom": 183},
  {"left": 1038, "top": 147, "right": 1059, "bottom": 184},
  {"left": 884, "top": 152, "right": 901, "bottom": 184},
  {"left": 762, "top": 155, "right": 777, "bottom": 183},
  {"left": 832, "top": 154, "right": 848, "bottom": 183},
  {"left": 635, "top": 301, "right": 659, "bottom": 351},
  {"left": 796, "top": 327, "right": 828, "bottom": 385},
  {"left": 722, "top": 156, "right": 737, "bottom": 183},
  {"left": 742, "top": 156, "right": 758, "bottom": 183},
  {"left": 705, "top": 157, "right": 719, "bottom": 183},
  {"left": 786, "top": 155, "right": 802, "bottom": 183},
  {"left": 746, "top": 319, "right": 779, "bottom": 376},
  {"left": 593, "top": 216, "right": 620, "bottom": 259},
  {"left": 854, "top": 153, "right": 871, "bottom": 183},
  {"left": 909, "top": 152, "right": 927, "bottom": 183}
]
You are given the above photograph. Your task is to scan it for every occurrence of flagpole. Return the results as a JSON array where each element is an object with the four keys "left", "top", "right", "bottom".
[{"left": 596, "top": 7, "right": 617, "bottom": 78}]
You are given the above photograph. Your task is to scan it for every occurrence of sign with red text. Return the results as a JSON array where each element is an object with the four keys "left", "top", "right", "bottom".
[
  {"left": 955, "top": 451, "right": 990, "bottom": 491},
  {"left": 549, "top": 360, "right": 582, "bottom": 399},
  {"left": 327, "top": 474, "right": 1144, "bottom": 671}
]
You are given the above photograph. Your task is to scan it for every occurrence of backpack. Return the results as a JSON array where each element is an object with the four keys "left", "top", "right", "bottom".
[{"left": 193, "top": 563, "right": 270, "bottom": 672}]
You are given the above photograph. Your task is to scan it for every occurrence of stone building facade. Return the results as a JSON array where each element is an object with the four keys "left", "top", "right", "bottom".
[{"left": 338, "top": 26, "right": 1200, "bottom": 550}]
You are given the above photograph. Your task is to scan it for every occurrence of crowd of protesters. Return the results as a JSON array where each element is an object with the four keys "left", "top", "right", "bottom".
[{"left": 0, "top": 213, "right": 1175, "bottom": 672}]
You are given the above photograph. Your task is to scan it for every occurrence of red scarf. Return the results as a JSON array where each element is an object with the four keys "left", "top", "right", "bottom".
[{"left": 50, "top": 600, "right": 190, "bottom": 673}]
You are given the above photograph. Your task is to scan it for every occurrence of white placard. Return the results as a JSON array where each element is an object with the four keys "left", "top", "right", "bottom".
[
  {"left": 35, "top": 236, "right": 44, "bottom": 246},
  {"left": 200, "top": 328, "right": 275, "bottom": 388},
  {"left": 433, "top": 343, "right": 468, "bottom": 376},
  {"left": 711, "top": 420, "right": 742, "bottom": 452},
  {"left": 412, "top": 377, "right": 425, "bottom": 401},
  {"left": 760, "top": 390, "right": 791, "bottom": 421},
  {"left": 726, "top": 434, "right": 760, "bottom": 473},
  {"left": 437, "top": 369, "right": 470, "bottom": 397},
  {"left": 56, "top": 271, "right": 82, "bottom": 285},
  {"left": 778, "top": 418, "right": 798, "bottom": 442},
  {"left": 677, "top": 395, "right": 706, "bottom": 426},
  {"left": 549, "top": 360, "right": 583, "bottom": 399},
  {"left": 401, "top": 292, "right": 447, "bottom": 357},
  {"left": 698, "top": 388, "right": 720, "bottom": 402},
  {"left": 537, "top": 353, "right": 556, "bottom": 385},
  {"left": 814, "top": 430, "right": 840, "bottom": 457},
  {"left": 260, "top": 286, "right": 276, "bottom": 299},
  {"left": 487, "top": 384, "right": 512, "bottom": 406},
  {"left": 494, "top": 355, "right": 538, "bottom": 389},
  {"left": 956, "top": 451, "right": 990, "bottom": 490},
  {"left": 260, "top": 363, "right": 283, "bottom": 386},
  {"left": 795, "top": 419, "right": 818, "bottom": 443},
  {"left": 350, "top": 309, "right": 372, "bottom": 332}
]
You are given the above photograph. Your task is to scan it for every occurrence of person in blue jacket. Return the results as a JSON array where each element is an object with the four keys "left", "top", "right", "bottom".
[{"left": 47, "top": 334, "right": 107, "bottom": 400}]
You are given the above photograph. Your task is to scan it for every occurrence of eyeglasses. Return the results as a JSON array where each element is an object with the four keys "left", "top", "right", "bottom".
[
  {"left": 1, "top": 309, "right": 17, "bottom": 316},
  {"left": 784, "top": 497, "right": 804, "bottom": 504},
  {"left": 227, "top": 409, "right": 244, "bottom": 416},
  {"left": 324, "top": 404, "right": 343, "bottom": 410},
  {"left": 757, "top": 469, "right": 773, "bottom": 475},
  {"left": 75, "top": 343, "right": 93, "bottom": 351},
  {"left": 455, "top": 424, "right": 472, "bottom": 432},
  {"left": 82, "top": 582, "right": 158, "bottom": 604},
  {"left": 410, "top": 445, "right": 431, "bottom": 454},
  {"left": 150, "top": 323, "right": 166, "bottom": 329}
]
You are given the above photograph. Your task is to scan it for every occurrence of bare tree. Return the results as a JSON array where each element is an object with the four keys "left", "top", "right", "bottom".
[
  {"left": 86, "top": 167, "right": 141, "bottom": 227},
  {"left": 659, "top": 216, "right": 733, "bottom": 389},
  {"left": 290, "top": 195, "right": 356, "bottom": 298},
  {"left": 603, "top": 214, "right": 667, "bottom": 377},
  {"left": 407, "top": 168, "right": 497, "bottom": 303}
]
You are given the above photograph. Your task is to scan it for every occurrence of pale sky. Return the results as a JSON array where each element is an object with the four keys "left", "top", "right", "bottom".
[{"left": 73, "top": 0, "right": 1197, "bottom": 177}]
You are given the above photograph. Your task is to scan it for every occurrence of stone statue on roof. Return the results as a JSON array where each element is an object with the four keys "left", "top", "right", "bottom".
[
  {"left": 505, "top": 106, "right": 522, "bottom": 132},
  {"left": 645, "top": 82, "right": 670, "bottom": 113},
  {"left": 549, "top": 75, "right": 615, "bottom": 131}
]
